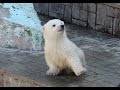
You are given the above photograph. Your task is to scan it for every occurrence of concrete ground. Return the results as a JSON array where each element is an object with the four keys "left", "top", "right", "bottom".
[{"left": 0, "top": 14, "right": 120, "bottom": 87}]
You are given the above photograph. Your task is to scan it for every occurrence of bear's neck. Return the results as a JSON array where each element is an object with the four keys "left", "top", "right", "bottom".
[{"left": 44, "top": 32, "right": 68, "bottom": 46}]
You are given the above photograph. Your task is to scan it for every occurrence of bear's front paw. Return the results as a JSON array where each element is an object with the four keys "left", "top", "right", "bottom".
[{"left": 46, "top": 69, "right": 59, "bottom": 76}]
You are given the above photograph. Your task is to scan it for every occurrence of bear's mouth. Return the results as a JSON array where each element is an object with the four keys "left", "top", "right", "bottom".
[
  {"left": 58, "top": 29, "right": 64, "bottom": 32},
  {"left": 58, "top": 25, "right": 64, "bottom": 32}
]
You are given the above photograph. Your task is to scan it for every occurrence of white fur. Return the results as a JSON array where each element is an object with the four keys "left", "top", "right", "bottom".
[{"left": 43, "top": 19, "right": 87, "bottom": 76}]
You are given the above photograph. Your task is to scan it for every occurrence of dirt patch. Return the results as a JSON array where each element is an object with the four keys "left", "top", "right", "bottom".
[{"left": 0, "top": 69, "right": 47, "bottom": 87}]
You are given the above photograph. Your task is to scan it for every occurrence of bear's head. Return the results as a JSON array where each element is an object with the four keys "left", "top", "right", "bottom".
[{"left": 43, "top": 19, "right": 66, "bottom": 39}]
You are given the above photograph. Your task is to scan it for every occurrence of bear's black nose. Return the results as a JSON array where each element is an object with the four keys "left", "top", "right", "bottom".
[{"left": 61, "top": 25, "right": 64, "bottom": 29}]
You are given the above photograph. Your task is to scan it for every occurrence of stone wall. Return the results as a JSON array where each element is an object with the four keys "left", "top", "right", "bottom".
[{"left": 34, "top": 3, "right": 120, "bottom": 37}]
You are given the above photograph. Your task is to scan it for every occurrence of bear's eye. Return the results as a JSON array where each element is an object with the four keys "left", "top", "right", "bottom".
[{"left": 53, "top": 24, "right": 56, "bottom": 27}]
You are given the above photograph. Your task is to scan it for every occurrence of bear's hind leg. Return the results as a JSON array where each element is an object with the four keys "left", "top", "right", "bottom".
[{"left": 69, "top": 58, "right": 87, "bottom": 76}]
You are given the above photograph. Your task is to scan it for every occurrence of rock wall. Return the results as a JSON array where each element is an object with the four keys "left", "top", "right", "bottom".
[{"left": 0, "top": 3, "right": 43, "bottom": 51}]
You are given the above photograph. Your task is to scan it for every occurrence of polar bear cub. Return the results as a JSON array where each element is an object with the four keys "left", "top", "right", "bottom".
[{"left": 43, "top": 19, "right": 87, "bottom": 76}]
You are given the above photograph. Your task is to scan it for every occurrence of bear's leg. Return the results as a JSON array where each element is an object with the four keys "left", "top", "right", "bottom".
[
  {"left": 46, "top": 67, "right": 60, "bottom": 76},
  {"left": 69, "top": 58, "right": 87, "bottom": 76},
  {"left": 78, "top": 50, "right": 87, "bottom": 68},
  {"left": 46, "top": 59, "right": 60, "bottom": 75}
]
